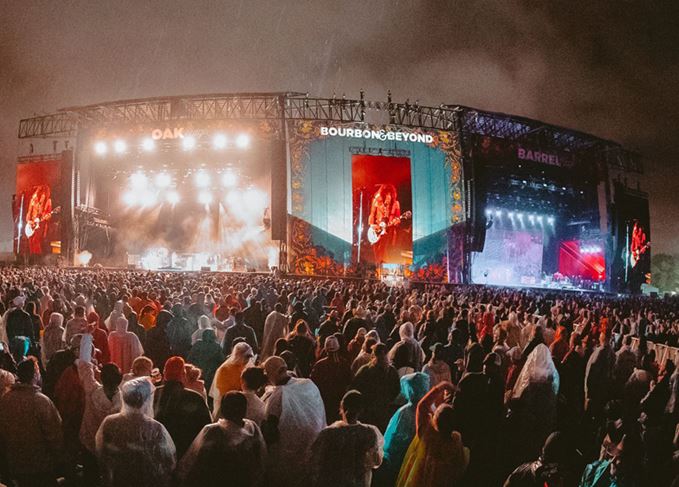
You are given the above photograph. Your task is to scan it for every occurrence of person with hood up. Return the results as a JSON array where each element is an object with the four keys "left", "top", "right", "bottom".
[
  {"left": 96, "top": 377, "right": 176, "bottom": 487},
  {"left": 380, "top": 372, "right": 430, "bottom": 485},
  {"left": 262, "top": 355, "right": 326, "bottom": 487},
  {"left": 153, "top": 356, "right": 212, "bottom": 459},
  {"left": 145, "top": 308, "right": 172, "bottom": 371},
  {"left": 167, "top": 304, "right": 193, "bottom": 358},
  {"left": 210, "top": 341, "right": 254, "bottom": 417},
  {"left": 177, "top": 391, "right": 267, "bottom": 487},
  {"left": 503, "top": 431, "right": 576, "bottom": 487},
  {"left": 104, "top": 300, "right": 125, "bottom": 332},
  {"left": 260, "top": 303, "right": 288, "bottom": 361},
  {"left": 388, "top": 322, "right": 425, "bottom": 372},
  {"left": 87, "top": 310, "right": 111, "bottom": 364},
  {"left": 310, "top": 335, "right": 353, "bottom": 423},
  {"left": 108, "top": 316, "right": 144, "bottom": 376},
  {"left": 187, "top": 328, "right": 224, "bottom": 394},
  {"left": 191, "top": 314, "right": 213, "bottom": 345},
  {"left": 422, "top": 343, "right": 452, "bottom": 388},
  {"left": 41, "top": 311, "right": 65, "bottom": 364}
]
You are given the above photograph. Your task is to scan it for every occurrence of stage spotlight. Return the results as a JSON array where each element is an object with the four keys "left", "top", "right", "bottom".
[
  {"left": 198, "top": 191, "right": 213, "bottom": 205},
  {"left": 213, "top": 133, "right": 227, "bottom": 149},
  {"left": 235, "top": 133, "right": 250, "bottom": 149},
  {"left": 536, "top": 215, "right": 543, "bottom": 224},
  {"left": 113, "top": 139, "right": 127, "bottom": 154},
  {"left": 516, "top": 213, "right": 524, "bottom": 219},
  {"left": 221, "top": 171, "right": 237, "bottom": 187},
  {"left": 547, "top": 216, "right": 555, "bottom": 225},
  {"left": 224, "top": 191, "right": 239, "bottom": 206},
  {"left": 182, "top": 135, "right": 197, "bottom": 151},
  {"left": 495, "top": 210, "right": 502, "bottom": 217},
  {"left": 140, "top": 191, "right": 158, "bottom": 207},
  {"left": 130, "top": 172, "right": 148, "bottom": 188},
  {"left": 155, "top": 172, "right": 171, "bottom": 188},
  {"left": 122, "top": 191, "right": 137, "bottom": 207},
  {"left": 142, "top": 138, "right": 155, "bottom": 151},
  {"left": 194, "top": 170, "right": 210, "bottom": 188},
  {"left": 528, "top": 215, "right": 535, "bottom": 224},
  {"left": 508, "top": 212, "right": 515, "bottom": 218},
  {"left": 485, "top": 209, "right": 492, "bottom": 217},
  {"left": 166, "top": 191, "right": 180, "bottom": 205},
  {"left": 94, "top": 141, "right": 107, "bottom": 155}
]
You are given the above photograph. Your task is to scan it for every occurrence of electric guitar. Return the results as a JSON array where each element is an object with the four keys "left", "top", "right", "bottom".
[
  {"left": 367, "top": 211, "right": 412, "bottom": 245},
  {"left": 630, "top": 241, "right": 650, "bottom": 268},
  {"left": 25, "top": 206, "right": 61, "bottom": 238}
]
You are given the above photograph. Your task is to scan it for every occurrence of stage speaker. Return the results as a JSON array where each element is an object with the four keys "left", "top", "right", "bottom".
[
  {"left": 467, "top": 158, "right": 487, "bottom": 252},
  {"left": 200, "top": 266, "right": 211, "bottom": 272},
  {"left": 270, "top": 105, "right": 288, "bottom": 241}
]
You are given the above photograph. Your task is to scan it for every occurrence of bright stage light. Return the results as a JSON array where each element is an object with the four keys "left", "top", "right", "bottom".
[
  {"left": 155, "top": 172, "right": 171, "bottom": 188},
  {"left": 221, "top": 171, "right": 237, "bottom": 187},
  {"left": 182, "top": 135, "right": 197, "bottom": 151},
  {"left": 516, "top": 213, "right": 524, "bottom": 219},
  {"left": 236, "top": 133, "right": 250, "bottom": 149},
  {"left": 142, "top": 138, "right": 155, "bottom": 151},
  {"left": 166, "top": 191, "right": 180, "bottom": 205},
  {"left": 94, "top": 141, "right": 107, "bottom": 155},
  {"left": 495, "top": 210, "right": 502, "bottom": 217},
  {"left": 528, "top": 215, "right": 535, "bottom": 224},
  {"left": 224, "top": 191, "right": 239, "bottom": 206},
  {"left": 213, "top": 133, "right": 228, "bottom": 149},
  {"left": 194, "top": 170, "right": 210, "bottom": 188},
  {"left": 140, "top": 191, "right": 157, "bottom": 207},
  {"left": 130, "top": 172, "right": 148, "bottom": 188},
  {"left": 198, "top": 191, "right": 213, "bottom": 205},
  {"left": 547, "top": 216, "right": 555, "bottom": 225},
  {"left": 537, "top": 216, "right": 543, "bottom": 223},
  {"left": 508, "top": 212, "right": 515, "bottom": 218},
  {"left": 485, "top": 209, "right": 492, "bottom": 217},
  {"left": 122, "top": 191, "right": 137, "bottom": 206},
  {"left": 76, "top": 251, "right": 93, "bottom": 267},
  {"left": 244, "top": 188, "right": 266, "bottom": 209},
  {"left": 113, "top": 139, "right": 127, "bottom": 154}
]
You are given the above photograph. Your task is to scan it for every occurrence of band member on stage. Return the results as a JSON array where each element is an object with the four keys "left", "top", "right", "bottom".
[
  {"left": 368, "top": 184, "right": 401, "bottom": 264},
  {"left": 630, "top": 219, "right": 649, "bottom": 269},
  {"left": 25, "top": 185, "right": 52, "bottom": 255}
]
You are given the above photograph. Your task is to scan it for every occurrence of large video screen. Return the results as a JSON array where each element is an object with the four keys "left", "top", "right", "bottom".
[
  {"left": 287, "top": 121, "right": 465, "bottom": 281},
  {"left": 471, "top": 225, "right": 544, "bottom": 286},
  {"left": 14, "top": 158, "right": 64, "bottom": 257}
]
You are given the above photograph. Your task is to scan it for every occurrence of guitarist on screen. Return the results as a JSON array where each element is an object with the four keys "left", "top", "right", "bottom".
[
  {"left": 368, "top": 184, "right": 402, "bottom": 265},
  {"left": 25, "top": 184, "right": 52, "bottom": 255}
]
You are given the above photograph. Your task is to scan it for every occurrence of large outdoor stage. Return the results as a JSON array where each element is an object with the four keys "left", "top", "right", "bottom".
[{"left": 14, "top": 92, "right": 649, "bottom": 292}]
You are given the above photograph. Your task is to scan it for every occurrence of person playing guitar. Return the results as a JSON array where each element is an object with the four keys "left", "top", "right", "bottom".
[
  {"left": 630, "top": 220, "right": 650, "bottom": 268},
  {"left": 368, "top": 184, "right": 403, "bottom": 265},
  {"left": 25, "top": 185, "right": 53, "bottom": 255}
]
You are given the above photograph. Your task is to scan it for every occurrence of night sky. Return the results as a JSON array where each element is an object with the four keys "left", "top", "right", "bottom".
[{"left": 1, "top": 1, "right": 678, "bottom": 254}]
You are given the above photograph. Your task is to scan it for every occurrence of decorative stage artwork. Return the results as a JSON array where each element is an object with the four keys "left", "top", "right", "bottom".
[{"left": 287, "top": 120, "right": 465, "bottom": 282}]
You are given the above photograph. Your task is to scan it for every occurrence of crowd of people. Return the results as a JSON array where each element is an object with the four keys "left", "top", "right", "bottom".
[{"left": 0, "top": 266, "right": 678, "bottom": 486}]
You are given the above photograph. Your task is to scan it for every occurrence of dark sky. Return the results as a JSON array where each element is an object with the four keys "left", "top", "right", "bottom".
[{"left": 1, "top": 1, "right": 678, "bottom": 253}]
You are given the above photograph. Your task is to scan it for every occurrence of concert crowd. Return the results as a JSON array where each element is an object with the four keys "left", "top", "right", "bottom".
[{"left": 0, "top": 267, "right": 678, "bottom": 487}]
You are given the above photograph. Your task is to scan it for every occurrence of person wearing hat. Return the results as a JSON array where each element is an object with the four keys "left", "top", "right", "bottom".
[
  {"left": 422, "top": 343, "right": 452, "bottom": 389},
  {"left": 261, "top": 355, "right": 326, "bottom": 486},
  {"left": 153, "top": 356, "right": 212, "bottom": 459},
  {"left": 310, "top": 335, "right": 353, "bottom": 423}
]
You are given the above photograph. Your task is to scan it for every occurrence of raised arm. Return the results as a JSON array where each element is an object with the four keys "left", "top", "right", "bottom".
[{"left": 415, "top": 381, "right": 455, "bottom": 438}]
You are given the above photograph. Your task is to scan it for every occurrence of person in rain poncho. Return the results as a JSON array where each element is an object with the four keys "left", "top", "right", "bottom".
[
  {"left": 108, "top": 316, "right": 144, "bottom": 378},
  {"left": 380, "top": 372, "right": 430, "bottom": 485},
  {"left": 262, "top": 355, "right": 326, "bottom": 487},
  {"left": 177, "top": 391, "right": 267, "bottom": 487},
  {"left": 210, "top": 341, "right": 254, "bottom": 417},
  {"left": 104, "top": 300, "right": 125, "bottom": 333},
  {"left": 310, "top": 335, "right": 353, "bottom": 423},
  {"left": 387, "top": 322, "right": 425, "bottom": 372},
  {"left": 310, "top": 390, "right": 384, "bottom": 487},
  {"left": 396, "top": 381, "right": 469, "bottom": 487},
  {"left": 153, "top": 356, "right": 212, "bottom": 459},
  {"left": 191, "top": 315, "right": 213, "bottom": 345},
  {"left": 187, "top": 328, "right": 224, "bottom": 393},
  {"left": 260, "top": 303, "right": 289, "bottom": 361},
  {"left": 96, "top": 377, "right": 176, "bottom": 487},
  {"left": 41, "top": 312, "right": 65, "bottom": 364},
  {"left": 509, "top": 343, "right": 560, "bottom": 463}
]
